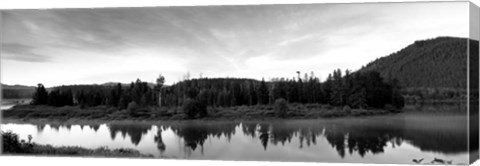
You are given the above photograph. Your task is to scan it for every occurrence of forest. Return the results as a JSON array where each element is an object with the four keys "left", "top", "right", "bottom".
[
  {"left": 24, "top": 69, "right": 405, "bottom": 119},
  {"left": 361, "top": 37, "right": 478, "bottom": 101}
]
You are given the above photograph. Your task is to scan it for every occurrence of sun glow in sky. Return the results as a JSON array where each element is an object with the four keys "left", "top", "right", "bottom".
[{"left": 0, "top": 2, "right": 469, "bottom": 87}]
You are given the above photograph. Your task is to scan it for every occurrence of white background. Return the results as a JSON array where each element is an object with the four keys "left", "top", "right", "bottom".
[{"left": 1, "top": 0, "right": 479, "bottom": 166}]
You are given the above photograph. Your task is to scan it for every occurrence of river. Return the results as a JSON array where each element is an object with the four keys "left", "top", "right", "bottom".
[
  {"left": 1, "top": 99, "right": 30, "bottom": 110},
  {"left": 0, "top": 108, "right": 471, "bottom": 164}
]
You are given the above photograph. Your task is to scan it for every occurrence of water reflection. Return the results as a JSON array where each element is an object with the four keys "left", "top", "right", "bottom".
[
  {"left": 154, "top": 127, "right": 166, "bottom": 153},
  {"left": 258, "top": 123, "right": 270, "bottom": 150},
  {"left": 170, "top": 122, "right": 237, "bottom": 151},
  {"left": 108, "top": 124, "right": 151, "bottom": 145},
  {"left": 1, "top": 112, "right": 469, "bottom": 163},
  {"left": 36, "top": 124, "right": 46, "bottom": 133},
  {"left": 323, "top": 122, "right": 403, "bottom": 158}
]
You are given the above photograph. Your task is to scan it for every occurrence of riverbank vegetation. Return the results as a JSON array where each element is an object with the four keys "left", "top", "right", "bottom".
[
  {"left": 3, "top": 102, "right": 393, "bottom": 122},
  {"left": 1, "top": 131, "right": 151, "bottom": 157},
  {"left": 7, "top": 69, "right": 405, "bottom": 120}
]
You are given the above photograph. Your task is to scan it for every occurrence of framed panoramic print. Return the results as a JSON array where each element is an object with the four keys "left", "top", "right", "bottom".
[{"left": 1, "top": 1, "right": 479, "bottom": 165}]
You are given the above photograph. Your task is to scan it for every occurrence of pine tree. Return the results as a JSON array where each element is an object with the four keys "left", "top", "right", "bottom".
[
  {"left": 32, "top": 84, "right": 49, "bottom": 105},
  {"left": 257, "top": 78, "right": 269, "bottom": 105}
]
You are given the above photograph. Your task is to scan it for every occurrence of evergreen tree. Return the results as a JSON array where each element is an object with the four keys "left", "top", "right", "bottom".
[
  {"left": 257, "top": 78, "right": 269, "bottom": 105},
  {"left": 32, "top": 84, "right": 49, "bottom": 105}
]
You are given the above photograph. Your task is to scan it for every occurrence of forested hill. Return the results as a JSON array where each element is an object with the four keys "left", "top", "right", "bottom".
[
  {"left": 360, "top": 37, "right": 477, "bottom": 89},
  {"left": 1, "top": 84, "right": 36, "bottom": 99}
]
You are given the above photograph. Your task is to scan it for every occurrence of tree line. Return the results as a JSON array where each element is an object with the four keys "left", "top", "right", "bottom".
[
  {"left": 32, "top": 78, "right": 163, "bottom": 109},
  {"left": 31, "top": 69, "right": 404, "bottom": 110},
  {"left": 160, "top": 70, "right": 404, "bottom": 109}
]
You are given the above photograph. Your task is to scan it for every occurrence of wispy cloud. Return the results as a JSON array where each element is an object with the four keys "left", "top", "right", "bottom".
[{"left": 1, "top": 43, "right": 50, "bottom": 62}]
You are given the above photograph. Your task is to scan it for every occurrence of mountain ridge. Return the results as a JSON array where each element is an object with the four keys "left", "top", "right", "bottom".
[{"left": 359, "top": 36, "right": 475, "bottom": 89}]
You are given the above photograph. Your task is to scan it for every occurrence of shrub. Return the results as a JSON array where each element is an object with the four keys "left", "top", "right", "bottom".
[
  {"left": 392, "top": 92, "right": 405, "bottom": 109},
  {"left": 1, "top": 131, "right": 33, "bottom": 153},
  {"left": 127, "top": 101, "right": 138, "bottom": 116},
  {"left": 135, "top": 107, "right": 152, "bottom": 118},
  {"left": 384, "top": 104, "right": 399, "bottom": 113},
  {"left": 342, "top": 105, "right": 352, "bottom": 114},
  {"left": 2, "top": 131, "right": 22, "bottom": 153},
  {"left": 198, "top": 105, "right": 208, "bottom": 118},
  {"left": 274, "top": 98, "right": 289, "bottom": 118},
  {"left": 182, "top": 99, "right": 207, "bottom": 119}
]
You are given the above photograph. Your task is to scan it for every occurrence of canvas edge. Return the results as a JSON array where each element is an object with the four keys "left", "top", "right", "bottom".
[
  {"left": 0, "top": 2, "right": 477, "bottom": 166},
  {"left": 0, "top": 10, "right": 4, "bottom": 155},
  {"left": 469, "top": 1, "right": 480, "bottom": 165}
]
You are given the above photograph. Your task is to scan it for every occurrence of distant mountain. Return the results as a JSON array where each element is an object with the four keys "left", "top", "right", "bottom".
[
  {"left": 360, "top": 37, "right": 476, "bottom": 89},
  {"left": 1, "top": 84, "right": 36, "bottom": 99},
  {"left": 2, "top": 84, "right": 35, "bottom": 89},
  {"left": 0, "top": 81, "right": 159, "bottom": 100}
]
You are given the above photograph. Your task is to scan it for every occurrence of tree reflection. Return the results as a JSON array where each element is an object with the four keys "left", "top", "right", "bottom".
[
  {"left": 91, "top": 125, "right": 100, "bottom": 132},
  {"left": 298, "top": 128, "right": 318, "bottom": 149},
  {"left": 269, "top": 122, "right": 295, "bottom": 146},
  {"left": 320, "top": 120, "right": 407, "bottom": 157},
  {"left": 155, "top": 115, "right": 467, "bottom": 158},
  {"left": 49, "top": 124, "right": 62, "bottom": 132},
  {"left": 65, "top": 124, "right": 72, "bottom": 131},
  {"left": 258, "top": 123, "right": 269, "bottom": 151},
  {"left": 324, "top": 126, "right": 347, "bottom": 158},
  {"left": 174, "top": 126, "right": 208, "bottom": 150},
  {"left": 169, "top": 122, "right": 238, "bottom": 151},
  {"left": 154, "top": 126, "right": 166, "bottom": 153},
  {"left": 108, "top": 123, "right": 151, "bottom": 146},
  {"left": 87, "top": 106, "right": 469, "bottom": 159},
  {"left": 344, "top": 129, "right": 393, "bottom": 157},
  {"left": 241, "top": 123, "right": 257, "bottom": 138},
  {"left": 36, "top": 124, "right": 46, "bottom": 133}
]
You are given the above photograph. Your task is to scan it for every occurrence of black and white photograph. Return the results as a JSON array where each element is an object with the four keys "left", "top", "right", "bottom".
[{"left": 1, "top": 1, "right": 479, "bottom": 165}]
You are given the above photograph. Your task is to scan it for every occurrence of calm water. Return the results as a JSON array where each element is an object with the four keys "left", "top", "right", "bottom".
[
  {"left": 1, "top": 99, "right": 30, "bottom": 110},
  {"left": 0, "top": 108, "right": 471, "bottom": 164},
  {"left": 0, "top": 104, "right": 15, "bottom": 110}
]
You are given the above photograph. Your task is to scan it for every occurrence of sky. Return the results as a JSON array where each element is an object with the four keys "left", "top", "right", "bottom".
[{"left": 0, "top": 2, "right": 470, "bottom": 87}]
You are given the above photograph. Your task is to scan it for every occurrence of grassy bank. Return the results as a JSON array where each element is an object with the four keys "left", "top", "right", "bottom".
[
  {"left": 2, "top": 103, "right": 396, "bottom": 122},
  {"left": 1, "top": 131, "right": 152, "bottom": 157}
]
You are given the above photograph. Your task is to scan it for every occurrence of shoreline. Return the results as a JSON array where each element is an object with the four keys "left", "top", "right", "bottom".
[
  {"left": 0, "top": 112, "right": 394, "bottom": 125},
  {"left": 1, "top": 104, "right": 398, "bottom": 124},
  {"left": 1, "top": 131, "right": 153, "bottom": 158}
]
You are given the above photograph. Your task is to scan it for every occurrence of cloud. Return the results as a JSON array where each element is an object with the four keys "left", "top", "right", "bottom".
[
  {"left": 0, "top": 4, "right": 393, "bottom": 63},
  {"left": 0, "top": 2, "right": 469, "bottom": 86},
  {"left": 1, "top": 43, "right": 50, "bottom": 62}
]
